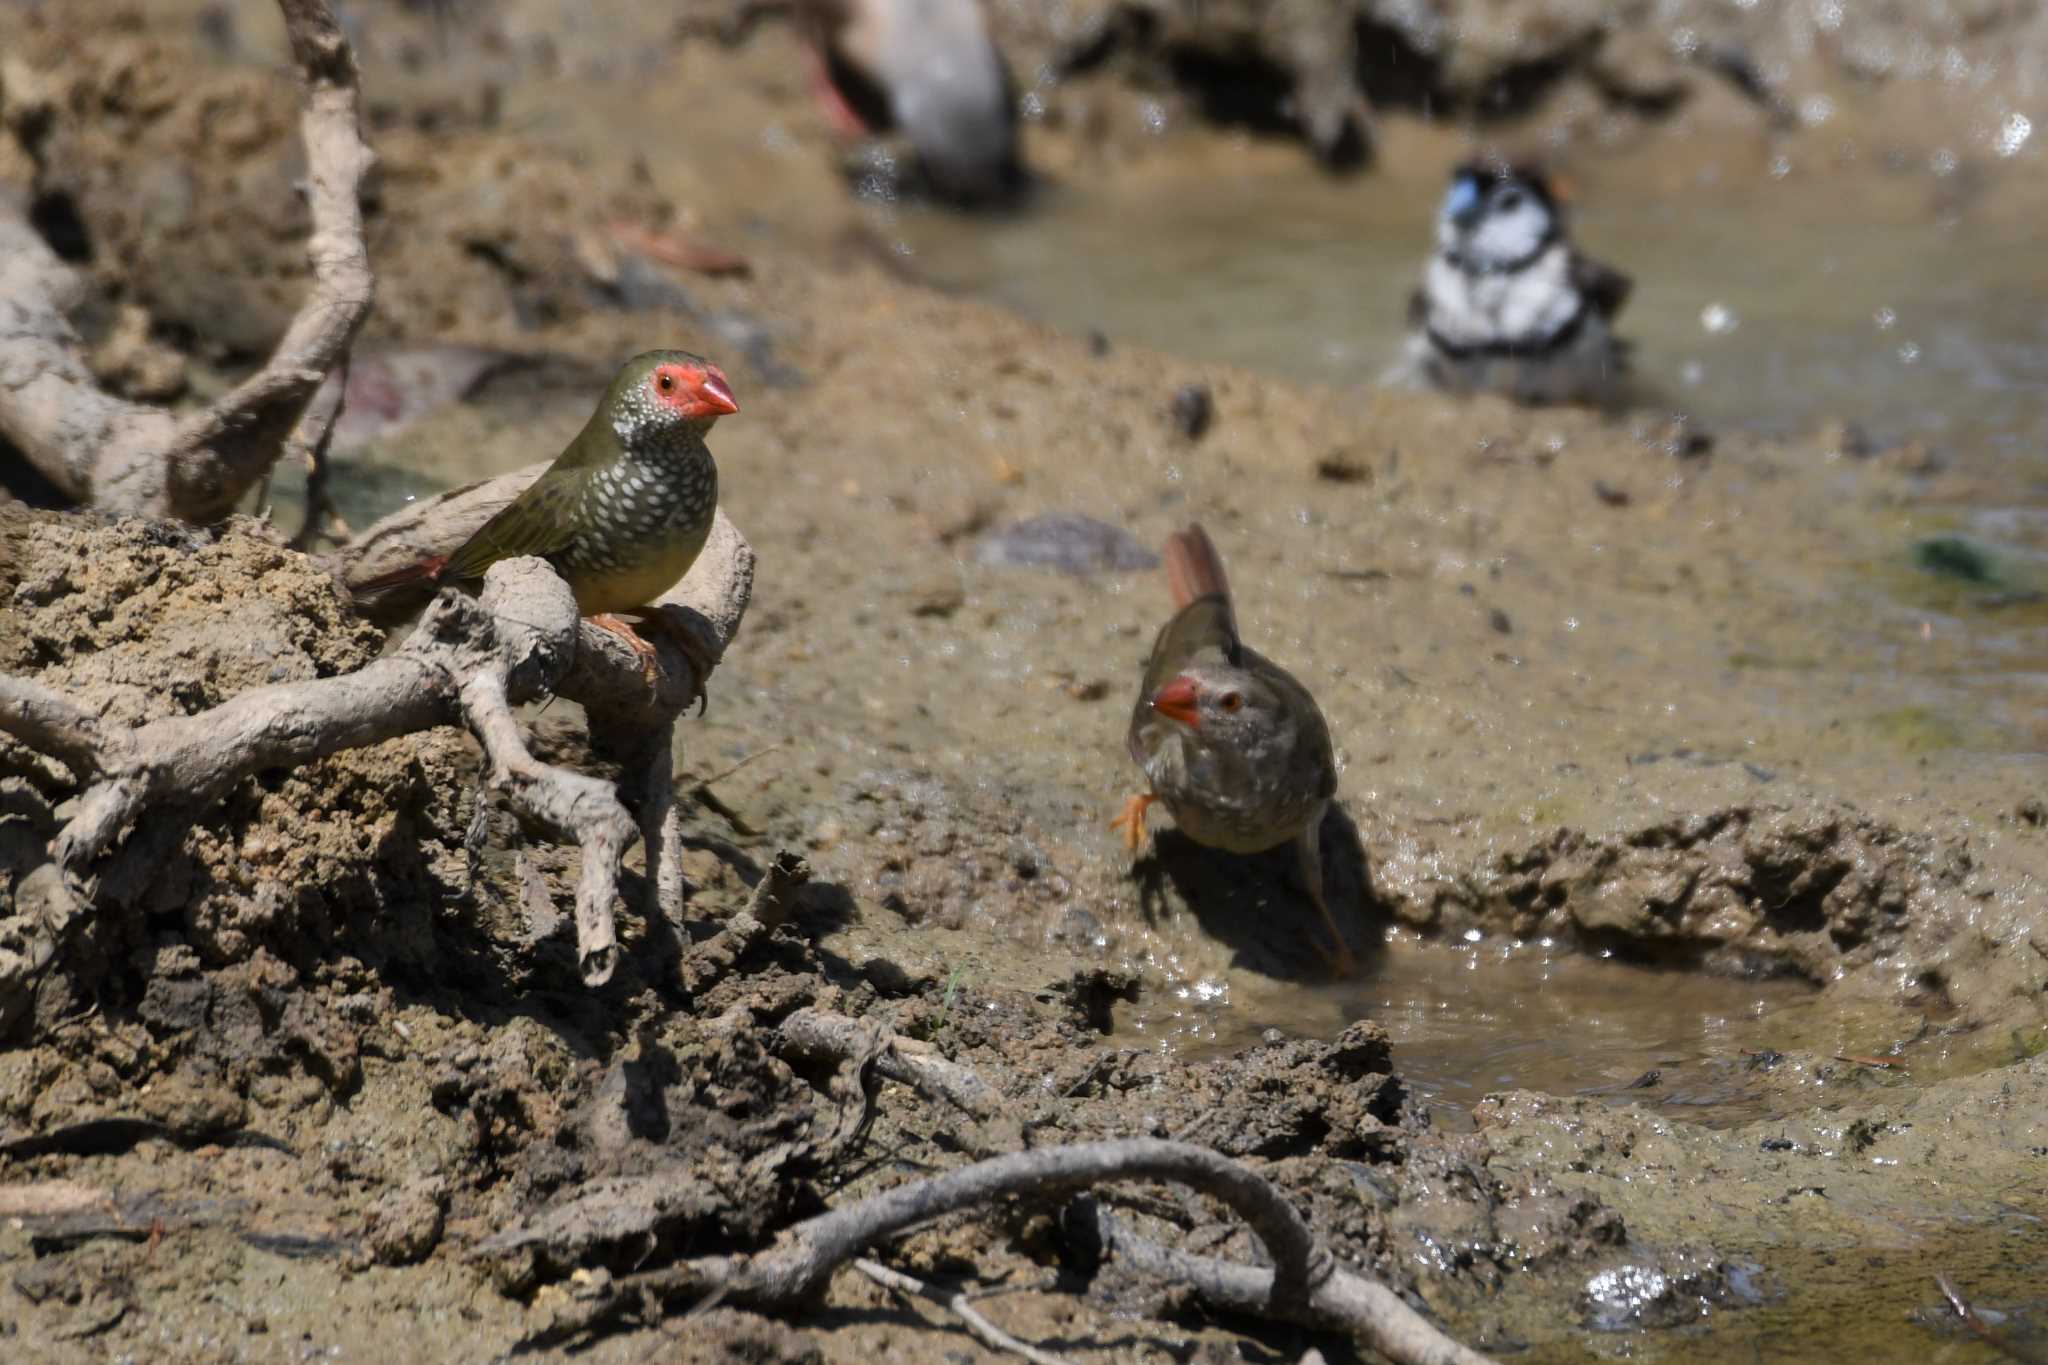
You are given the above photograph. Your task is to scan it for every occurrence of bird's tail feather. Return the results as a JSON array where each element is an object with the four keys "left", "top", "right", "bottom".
[
  {"left": 1164, "top": 523, "right": 1231, "bottom": 610},
  {"left": 349, "top": 554, "right": 448, "bottom": 599}
]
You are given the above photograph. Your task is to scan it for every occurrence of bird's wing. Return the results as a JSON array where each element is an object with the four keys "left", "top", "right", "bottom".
[
  {"left": 1571, "top": 252, "right": 1633, "bottom": 321},
  {"left": 440, "top": 465, "right": 594, "bottom": 582}
]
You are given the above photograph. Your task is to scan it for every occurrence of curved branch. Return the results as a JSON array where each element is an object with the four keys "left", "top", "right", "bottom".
[
  {"left": 504, "top": 1137, "right": 1491, "bottom": 1364},
  {"left": 0, "top": 0, "right": 373, "bottom": 521},
  {"left": 1079, "top": 1201, "right": 1492, "bottom": 1365}
]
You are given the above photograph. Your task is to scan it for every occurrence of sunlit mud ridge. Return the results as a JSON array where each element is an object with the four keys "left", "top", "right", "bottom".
[{"left": 1, "top": 0, "right": 2046, "bottom": 1362}]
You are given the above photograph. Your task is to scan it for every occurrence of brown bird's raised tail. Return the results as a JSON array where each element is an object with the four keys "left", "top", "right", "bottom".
[
  {"left": 350, "top": 554, "right": 448, "bottom": 599},
  {"left": 1163, "top": 523, "right": 1232, "bottom": 610}
]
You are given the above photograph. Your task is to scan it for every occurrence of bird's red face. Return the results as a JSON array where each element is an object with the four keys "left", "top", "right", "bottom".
[{"left": 649, "top": 361, "right": 739, "bottom": 420}]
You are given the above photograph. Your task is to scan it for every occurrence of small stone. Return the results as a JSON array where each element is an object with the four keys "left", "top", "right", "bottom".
[
  {"left": 975, "top": 513, "right": 1159, "bottom": 576},
  {"left": 1316, "top": 450, "right": 1371, "bottom": 483},
  {"left": 366, "top": 1178, "right": 446, "bottom": 1266},
  {"left": 1168, "top": 383, "right": 1213, "bottom": 441}
]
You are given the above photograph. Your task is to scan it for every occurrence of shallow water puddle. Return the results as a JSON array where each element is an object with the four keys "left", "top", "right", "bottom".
[{"left": 1129, "top": 942, "right": 1825, "bottom": 1126}]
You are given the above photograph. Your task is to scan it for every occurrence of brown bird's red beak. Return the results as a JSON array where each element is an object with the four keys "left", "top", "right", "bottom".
[
  {"left": 1150, "top": 675, "right": 1201, "bottom": 729},
  {"left": 686, "top": 365, "right": 740, "bottom": 418}
]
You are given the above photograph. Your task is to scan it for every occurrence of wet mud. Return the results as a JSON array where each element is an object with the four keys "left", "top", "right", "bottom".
[{"left": 1, "top": 2, "right": 2045, "bottom": 1362}]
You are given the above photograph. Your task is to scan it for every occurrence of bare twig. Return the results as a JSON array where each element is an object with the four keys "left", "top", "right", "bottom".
[
  {"left": 774, "top": 1007, "right": 1002, "bottom": 1121},
  {"left": 1935, "top": 1272, "right": 2045, "bottom": 1365},
  {"left": 855, "top": 1257, "right": 1076, "bottom": 1365},
  {"left": 500, "top": 1137, "right": 1489, "bottom": 1365},
  {"left": 0, "top": 0, "right": 374, "bottom": 522},
  {"left": 1075, "top": 1199, "right": 1489, "bottom": 1365},
  {"left": 288, "top": 351, "right": 352, "bottom": 552}
]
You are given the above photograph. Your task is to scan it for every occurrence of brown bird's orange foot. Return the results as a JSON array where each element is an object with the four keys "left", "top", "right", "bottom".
[
  {"left": 1108, "top": 793, "right": 1155, "bottom": 853},
  {"left": 1306, "top": 891, "right": 1359, "bottom": 980}
]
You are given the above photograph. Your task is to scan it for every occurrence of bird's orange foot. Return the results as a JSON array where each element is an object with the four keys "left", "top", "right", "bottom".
[
  {"left": 1307, "top": 930, "right": 1359, "bottom": 980},
  {"left": 590, "top": 612, "right": 661, "bottom": 690},
  {"left": 1108, "top": 793, "right": 1155, "bottom": 853},
  {"left": 1306, "top": 893, "right": 1359, "bottom": 980}
]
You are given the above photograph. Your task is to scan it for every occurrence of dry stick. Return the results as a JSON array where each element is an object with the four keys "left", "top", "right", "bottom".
[
  {"left": 1934, "top": 1273, "right": 2045, "bottom": 1365},
  {"left": 532, "top": 1138, "right": 1490, "bottom": 1365},
  {"left": 1075, "top": 1200, "right": 1491, "bottom": 1365},
  {"left": 459, "top": 667, "right": 633, "bottom": 983},
  {"left": 854, "top": 1257, "right": 1076, "bottom": 1365},
  {"left": 0, "top": 0, "right": 373, "bottom": 522},
  {"left": 774, "top": 1007, "right": 1002, "bottom": 1121},
  {"left": 289, "top": 350, "right": 352, "bottom": 552}
]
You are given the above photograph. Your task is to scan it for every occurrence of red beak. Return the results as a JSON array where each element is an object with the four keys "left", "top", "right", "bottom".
[
  {"left": 691, "top": 366, "right": 739, "bottom": 417},
  {"left": 1149, "top": 675, "right": 1201, "bottom": 729}
]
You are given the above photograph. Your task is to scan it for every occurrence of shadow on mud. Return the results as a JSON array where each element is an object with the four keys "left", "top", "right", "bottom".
[{"left": 1136, "top": 804, "right": 1387, "bottom": 980}]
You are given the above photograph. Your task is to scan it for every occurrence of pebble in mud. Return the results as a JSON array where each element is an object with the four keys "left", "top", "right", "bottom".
[
  {"left": 366, "top": 1178, "right": 448, "bottom": 1266},
  {"left": 973, "top": 513, "right": 1160, "bottom": 575},
  {"left": 1169, "top": 382, "right": 1213, "bottom": 440}
]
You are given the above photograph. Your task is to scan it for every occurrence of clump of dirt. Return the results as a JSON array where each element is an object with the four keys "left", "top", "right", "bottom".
[
  {"left": 0, "top": 3, "right": 675, "bottom": 360},
  {"left": 1396, "top": 803, "right": 1972, "bottom": 981},
  {"left": 0, "top": 508, "right": 468, "bottom": 1027}
]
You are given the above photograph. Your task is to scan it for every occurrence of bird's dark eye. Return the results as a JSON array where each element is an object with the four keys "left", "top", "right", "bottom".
[
  {"left": 1496, "top": 189, "right": 1524, "bottom": 212},
  {"left": 1219, "top": 692, "right": 1244, "bottom": 713},
  {"left": 657, "top": 371, "right": 676, "bottom": 393}
]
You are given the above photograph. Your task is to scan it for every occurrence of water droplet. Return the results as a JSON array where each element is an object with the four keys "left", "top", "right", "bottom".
[
  {"left": 1139, "top": 100, "right": 1168, "bottom": 136},
  {"left": 1930, "top": 147, "right": 1959, "bottom": 176},
  {"left": 1898, "top": 341, "right": 1922, "bottom": 365},
  {"left": 1873, "top": 306, "right": 1897, "bottom": 330},
  {"left": 1799, "top": 95, "right": 1834, "bottom": 126},
  {"left": 1769, "top": 155, "right": 1792, "bottom": 179},
  {"left": 1700, "top": 303, "right": 1739, "bottom": 335},
  {"left": 1020, "top": 91, "right": 1044, "bottom": 122},
  {"left": 1995, "top": 112, "right": 2033, "bottom": 158}
]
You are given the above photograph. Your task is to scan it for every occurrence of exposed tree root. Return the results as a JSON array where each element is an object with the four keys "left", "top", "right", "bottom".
[
  {"left": 0, "top": 0, "right": 373, "bottom": 523},
  {"left": 504, "top": 1133, "right": 1492, "bottom": 1364},
  {"left": 0, "top": 518, "right": 754, "bottom": 984},
  {"left": 489, "top": 1007, "right": 1489, "bottom": 1363}
]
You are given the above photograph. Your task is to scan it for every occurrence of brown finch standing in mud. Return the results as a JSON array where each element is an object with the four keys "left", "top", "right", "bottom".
[{"left": 1111, "top": 524, "right": 1355, "bottom": 975}]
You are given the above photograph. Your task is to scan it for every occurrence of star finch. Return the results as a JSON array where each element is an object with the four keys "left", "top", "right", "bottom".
[{"left": 1111, "top": 524, "right": 1354, "bottom": 974}]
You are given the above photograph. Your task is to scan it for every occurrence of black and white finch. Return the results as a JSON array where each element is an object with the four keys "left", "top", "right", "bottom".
[{"left": 1385, "top": 162, "right": 1633, "bottom": 407}]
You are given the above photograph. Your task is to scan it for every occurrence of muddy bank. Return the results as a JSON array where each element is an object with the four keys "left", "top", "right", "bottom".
[
  {"left": 983, "top": 0, "right": 2048, "bottom": 172},
  {"left": 1, "top": 1, "right": 2046, "bottom": 1361}
]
